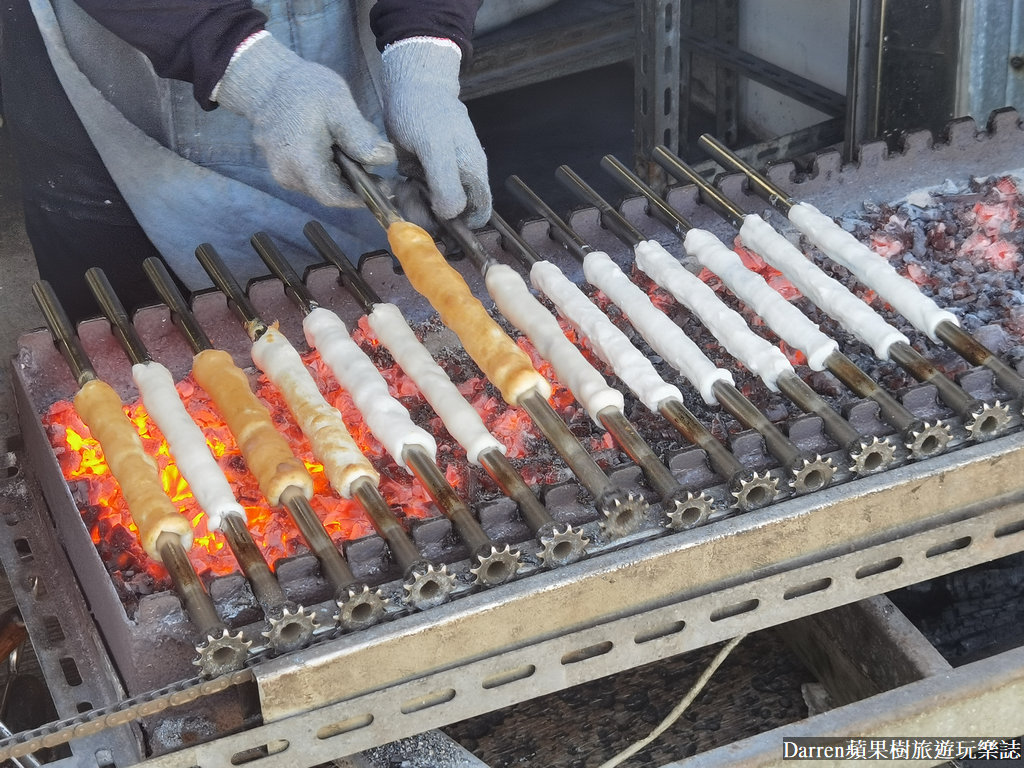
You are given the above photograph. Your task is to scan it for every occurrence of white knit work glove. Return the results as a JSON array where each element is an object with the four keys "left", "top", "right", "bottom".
[
  {"left": 380, "top": 38, "right": 491, "bottom": 229},
  {"left": 215, "top": 33, "right": 395, "bottom": 207}
]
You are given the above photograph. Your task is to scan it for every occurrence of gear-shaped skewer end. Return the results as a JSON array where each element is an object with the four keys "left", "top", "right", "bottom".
[
  {"left": 334, "top": 583, "right": 387, "bottom": 631},
  {"left": 403, "top": 563, "right": 455, "bottom": 611},
  {"left": 596, "top": 488, "right": 649, "bottom": 538},
  {"left": 537, "top": 524, "right": 589, "bottom": 568},
  {"left": 663, "top": 489, "right": 715, "bottom": 530},
  {"left": 261, "top": 604, "right": 318, "bottom": 654},
  {"left": 788, "top": 455, "right": 835, "bottom": 495},
  {"left": 848, "top": 435, "right": 897, "bottom": 476},
  {"left": 470, "top": 544, "right": 521, "bottom": 587},
  {"left": 194, "top": 628, "right": 251, "bottom": 678},
  {"left": 904, "top": 420, "right": 952, "bottom": 459},
  {"left": 964, "top": 400, "right": 1012, "bottom": 442},
  {"left": 729, "top": 470, "right": 778, "bottom": 511}
]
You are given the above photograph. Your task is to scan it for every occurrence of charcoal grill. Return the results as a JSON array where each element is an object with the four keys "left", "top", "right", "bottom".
[{"left": 2, "top": 112, "right": 1024, "bottom": 766}]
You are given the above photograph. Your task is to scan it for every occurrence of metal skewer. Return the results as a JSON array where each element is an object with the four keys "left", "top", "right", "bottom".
[
  {"left": 251, "top": 231, "right": 519, "bottom": 587},
  {"left": 333, "top": 153, "right": 649, "bottom": 538},
  {"left": 32, "top": 280, "right": 250, "bottom": 675},
  {"left": 698, "top": 133, "right": 1024, "bottom": 406},
  {"left": 508, "top": 174, "right": 835, "bottom": 494},
  {"left": 601, "top": 153, "right": 953, "bottom": 461},
  {"left": 557, "top": 163, "right": 899, "bottom": 476},
  {"left": 656, "top": 144, "right": 1010, "bottom": 442},
  {"left": 143, "top": 258, "right": 387, "bottom": 626},
  {"left": 241, "top": 243, "right": 461, "bottom": 597},
  {"left": 84, "top": 267, "right": 318, "bottom": 652},
  {"left": 449, "top": 213, "right": 717, "bottom": 527},
  {"left": 490, "top": 213, "right": 777, "bottom": 512},
  {"left": 301, "top": 222, "right": 589, "bottom": 561}
]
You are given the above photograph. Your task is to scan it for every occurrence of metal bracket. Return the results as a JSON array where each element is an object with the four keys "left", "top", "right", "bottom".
[
  {"left": 0, "top": 436, "right": 142, "bottom": 767},
  {"left": 635, "top": 0, "right": 682, "bottom": 188}
]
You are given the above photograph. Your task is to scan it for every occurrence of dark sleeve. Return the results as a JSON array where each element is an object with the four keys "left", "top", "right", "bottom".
[
  {"left": 369, "top": 0, "right": 482, "bottom": 62},
  {"left": 71, "top": 0, "right": 267, "bottom": 109}
]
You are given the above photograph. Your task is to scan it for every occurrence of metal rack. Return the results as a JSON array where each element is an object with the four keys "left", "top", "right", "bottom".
[{"left": 3, "top": 111, "right": 1024, "bottom": 767}]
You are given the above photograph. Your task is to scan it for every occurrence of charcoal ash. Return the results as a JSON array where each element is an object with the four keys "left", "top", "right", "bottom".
[
  {"left": 808, "top": 173, "right": 1024, "bottom": 399},
  {"left": 889, "top": 551, "right": 1024, "bottom": 665},
  {"left": 208, "top": 574, "right": 262, "bottom": 627},
  {"left": 110, "top": 573, "right": 141, "bottom": 617},
  {"left": 806, "top": 370, "right": 844, "bottom": 399},
  {"left": 128, "top": 570, "right": 158, "bottom": 596},
  {"left": 973, "top": 323, "right": 1012, "bottom": 354}
]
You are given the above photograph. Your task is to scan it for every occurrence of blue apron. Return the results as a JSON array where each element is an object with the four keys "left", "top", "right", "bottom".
[{"left": 29, "top": 0, "right": 392, "bottom": 291}]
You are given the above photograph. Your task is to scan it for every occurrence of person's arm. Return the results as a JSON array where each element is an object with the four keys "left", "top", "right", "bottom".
[
  {"left": 369, "top": 0, "right": 483, "bottom": 63},
  {"left": 73, "top": 0, "right": 392, "bottom": 207},
  {"left": 71, "top": 0, "right": 266, "bottom": 109},
  {"left": 370, "top": 0, "right": 492, "bottom": 228}
]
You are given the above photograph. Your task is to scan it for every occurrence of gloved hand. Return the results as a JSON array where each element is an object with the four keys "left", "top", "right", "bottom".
[
  {"left": 215, "top": 33, "right": 395, "bottom": 207},
  {"left": 380, "top": 38, "right": 491, "bottom": 229}
]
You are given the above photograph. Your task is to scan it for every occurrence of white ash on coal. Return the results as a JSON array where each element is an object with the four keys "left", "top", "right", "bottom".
[{"left": 824, "top": 174, "right": 1024, "bottom": 383}]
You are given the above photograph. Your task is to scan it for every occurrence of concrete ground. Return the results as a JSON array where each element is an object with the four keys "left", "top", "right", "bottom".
[
  {"left": 0, "top": 115, "right": 42, "bottom": 442},
  {"left": 0, "top": 109, "right": 47, "bottom": 723}
]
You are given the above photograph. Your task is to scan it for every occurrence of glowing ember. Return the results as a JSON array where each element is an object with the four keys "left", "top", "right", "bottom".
[
  {"left": 778, "top": 341, "right": 807, "bottom": 367},
  {"left": 730, "top": 240, "right": 802, "bottom": 301},
  {"left": 959, "top": 231, "right": 1019, "bottom": 272},
  {"left": 44, "top": 316, "right": 602, "bottom": 592},
  {"left": 870, "top": 230, "right": 904, "bottom": 259},
  {"left": 905, "top": 262, "right": 938, "bottom": 288},
  {"left": 972, "top": 197, "right": 1018, "bottom": 238},
  {"left": 944, "top": 178, "right": 1022, "bottom": 272}
]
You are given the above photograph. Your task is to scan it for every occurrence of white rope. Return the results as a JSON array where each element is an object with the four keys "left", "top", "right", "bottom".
[{"left": 595, "top": 633, "right": 747, "bottom": 768}]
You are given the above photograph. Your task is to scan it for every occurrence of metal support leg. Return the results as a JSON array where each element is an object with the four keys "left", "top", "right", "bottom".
[
  {"left": 713, "top": 0, "right": 739, "bottom": 144},
  {"left": 635, "top": 0, "right": 682, "bottom": 188},
  {"left": 776, "top": 595, "right": 951, "bottom": 709}
]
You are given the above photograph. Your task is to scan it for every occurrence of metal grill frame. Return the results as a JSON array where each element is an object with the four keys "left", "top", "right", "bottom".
[{"left": 2, "top": 112, "right": 1024, "bottom": 765}]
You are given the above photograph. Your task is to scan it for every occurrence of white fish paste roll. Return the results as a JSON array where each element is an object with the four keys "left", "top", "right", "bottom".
[
  {"left": 530, "top": 260, "right": 684, "bottom": 412},
  {"left": 789, "top": 202, "right": 959, "bottom": 340},
  {"left": 251, "top": 326, "right": 378, "bottom": 498},
  {"left": 738, "top": 215, "right": 908, "bottom": 359},
  {"left": 582, "top": 250, "right": 734, "bottom": 403},
  {"left": 683, "top": 229, "right": 838, "bottom": 370},
  {"left": 634, "top": 239, "right": 792, "bottom": 391},
  {"left": 304, "top": 307, "right": 436, "bottom": 469},
  {"left": 368, "top": 303, "right": 504, "bottom": 465},
  {"left": 486, "top": 263, "right": 623, "bottom": 423},
  {"left": 133, "top": 361, "right": 245, "bottom": 530}
]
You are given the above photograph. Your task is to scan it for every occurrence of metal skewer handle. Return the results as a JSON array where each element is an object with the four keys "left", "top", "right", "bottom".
[
  {"left": 142, "top": 258, "right": 215, "bottom": 352},
  {"left": 619, "top": 150, "right": 950, "bottom": 460},
  {"left": 697, "top": 134, "right": 1024, "bottom": 403},
  {"left": 87, "top": 266, "right": 316, "bottom": 653}
]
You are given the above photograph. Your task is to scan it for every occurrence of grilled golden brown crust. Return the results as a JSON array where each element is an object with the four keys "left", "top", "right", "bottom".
[
  {"left": 73, "top": 378, "right": 192, "bottom": 560},
  {"left": 386, "top": 221, "right": 550, "bottom": 405},
  {"left": 250, "top": 325, "right": 379, "bottom": 498},
  {"left": 192, "top": 349, "right": 314, "bottom": 505}
]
